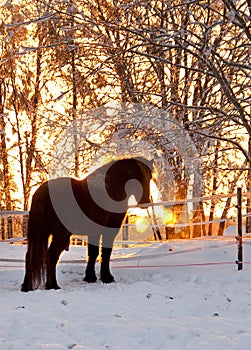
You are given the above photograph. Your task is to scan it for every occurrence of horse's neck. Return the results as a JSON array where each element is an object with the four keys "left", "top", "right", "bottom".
[
  {"left": 86, "top": 165, "right": 110, "bottom": 191},
  {"left": 86, "top": 163, "right": 133, "bottom": 193}
]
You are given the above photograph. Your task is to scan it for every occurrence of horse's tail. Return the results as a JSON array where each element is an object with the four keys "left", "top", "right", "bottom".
[{"left": 21, "top": 205, "right": 49, "bottom": 291}]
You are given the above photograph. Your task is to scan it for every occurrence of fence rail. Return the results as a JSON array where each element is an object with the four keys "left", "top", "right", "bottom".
[{"left": 0, "top": 190, "right": 250, "bottom": 243}]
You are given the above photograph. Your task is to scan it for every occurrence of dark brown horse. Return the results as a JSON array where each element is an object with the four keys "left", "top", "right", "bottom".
[{"left": 21, "top": 157, "right": 153, "bottom": 291}]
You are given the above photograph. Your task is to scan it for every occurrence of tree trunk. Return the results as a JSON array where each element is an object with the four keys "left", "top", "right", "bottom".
[
  {"left": 0, "top": 82, "right": 12, "bottom": 210},
  {"left": 208, "top": 141, "right": 219, "bottom": 236},
  {"left": 0, "top": 119, "right": 12, "bottom": 210},
  {"left": 246, "top": 137, "right": 251, "bottom": 235},
  {"left": 23, "top": 45, "right": 42, "bottom": 210},
  {"left": 218, "top": 160, "right": 247, "bottom": 235}
]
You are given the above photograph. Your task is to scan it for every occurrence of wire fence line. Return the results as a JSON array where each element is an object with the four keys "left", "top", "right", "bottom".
[
  {"left": 0, "top": 190, "right": 250, "bottom": 243},
  {"left": 128, "top": 192, "right": 238, "bottom": 209}
]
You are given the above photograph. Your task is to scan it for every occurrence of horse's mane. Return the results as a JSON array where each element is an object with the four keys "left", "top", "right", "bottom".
[
  {"left": 87, "top": 157, "right": 153, "bottom": 181},
  {"left": 81, "top": 157, "right": 153, "bottom": 195},
  {"left": 133, "top": 157, "right": 154, "bottom": 177}
]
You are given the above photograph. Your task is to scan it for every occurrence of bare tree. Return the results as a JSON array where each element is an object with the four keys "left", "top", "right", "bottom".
[{"left": 1, "top": 0, "right": 251, "bottom": 236}]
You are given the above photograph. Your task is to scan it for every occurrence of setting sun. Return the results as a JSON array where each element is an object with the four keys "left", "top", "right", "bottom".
[
  {"left": 135, "top": 216, "right": 151, "bottom": 233},
  {"left": 128, "top": 178, "right": 177, "bottom": 233}
]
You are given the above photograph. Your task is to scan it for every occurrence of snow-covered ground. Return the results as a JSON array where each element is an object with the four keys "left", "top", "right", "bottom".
[{"left": 1, "top": 237, "right": 251, "bottom": 350}]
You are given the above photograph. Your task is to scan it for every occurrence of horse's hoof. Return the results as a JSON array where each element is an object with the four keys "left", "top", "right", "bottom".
[
  {"left": 45, "top": 284, "right": 61, "bottom": 290},
  {"left": 101, "top": 274, "right": 115, "bottom": 284},
  {"left": 83, "top": 269, "right": 97, "bottom": 283},
  {"left": 21, "top": 285, "right": 30, "bottom": 292},
  {"left": 83, "top": 275, "right": 97, "bottom": 283}
]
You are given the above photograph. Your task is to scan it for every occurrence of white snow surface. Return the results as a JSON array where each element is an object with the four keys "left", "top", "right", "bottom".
[{"left": 1, "top": 237, "right": 251, "bottom": 350}]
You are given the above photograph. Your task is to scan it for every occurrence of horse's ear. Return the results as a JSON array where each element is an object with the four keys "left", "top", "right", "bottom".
[
  {"left": 135, "top": 157, "right": 154, "bottom": 172},
  {"left": 148, "top": 159, "right": 154, "bottom": 171}
]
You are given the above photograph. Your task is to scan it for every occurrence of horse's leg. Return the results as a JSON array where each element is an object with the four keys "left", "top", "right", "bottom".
[
  {"left": 83, "top": 234, "right": 100, "bottom": 283},
  {"left": 100, "top": 231, "right": 117, "bottom": 283},
  {"left": 46, "top": 229, "right": 71, "bottom": 290}
]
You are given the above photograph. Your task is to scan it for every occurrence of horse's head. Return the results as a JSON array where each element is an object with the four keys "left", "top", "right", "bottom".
[
  {"left": 134, "top": 157, "right": 153, "bottom": 205},
  {"left": 102, "top": 157, "right": 154, "bottom": 210}
]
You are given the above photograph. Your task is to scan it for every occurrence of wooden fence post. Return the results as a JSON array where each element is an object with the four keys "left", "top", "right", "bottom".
[
  {"left": 7, "top": 216, "right": 13, "bottom": 239},
  {"left": 1, "top": 217, "right": 4, "bottom": 240},
  {"left": 237, "top": 187, "right": 243, "bottom": 271},
  {"left": 122, "top": 215, "right": 129, "bottom": 241}
]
